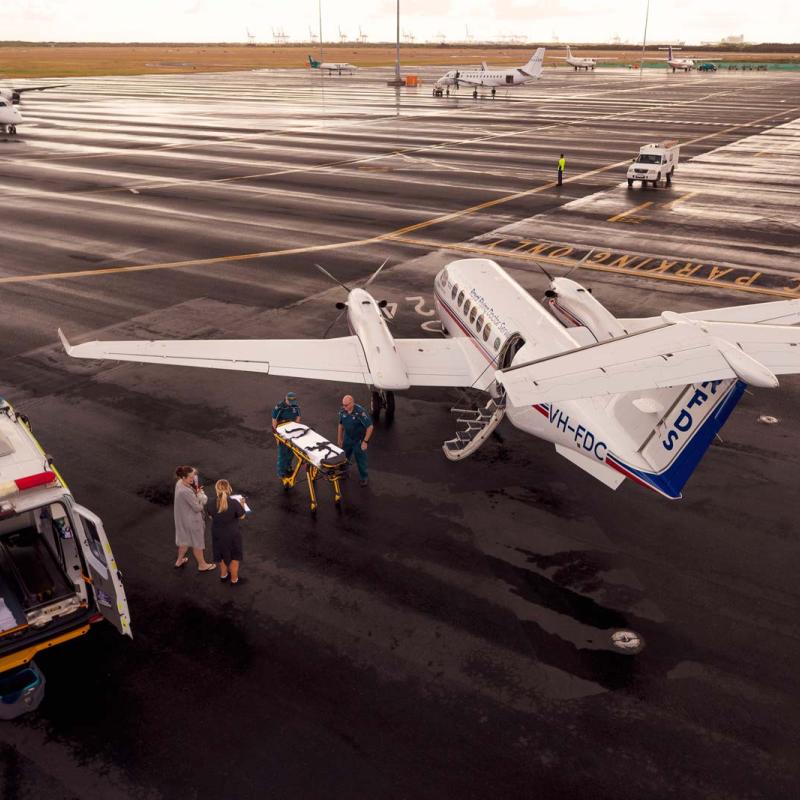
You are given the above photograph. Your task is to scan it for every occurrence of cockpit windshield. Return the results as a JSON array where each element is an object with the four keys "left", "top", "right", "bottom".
[{"left": 637, "top": 154, "right": 663, "bottom": 164}]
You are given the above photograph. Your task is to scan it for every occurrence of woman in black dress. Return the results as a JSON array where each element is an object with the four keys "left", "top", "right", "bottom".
[{"left": 206, "top": 479, "right": 246, "bottom": 585}]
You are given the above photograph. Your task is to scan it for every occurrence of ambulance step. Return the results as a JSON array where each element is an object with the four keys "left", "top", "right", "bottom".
[{"left": 442, "top": 397, "right": 506, "bottom": 461}]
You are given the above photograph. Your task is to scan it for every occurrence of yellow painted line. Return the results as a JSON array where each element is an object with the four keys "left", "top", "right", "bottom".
[
  {"left": 0, "top": 104, "right": 796, "bottom": 287},
  {"left": 0, "top": 237, "right": 378, "bottom": 286},
  {"left": 607, "top": 201, "right": 653, "bottom": 223},
  {"left": 390, "top": 235, "right": 794, "bottom": 299},
  {"left": 663, "top": 191, "right": 698, "bottom": 209}
]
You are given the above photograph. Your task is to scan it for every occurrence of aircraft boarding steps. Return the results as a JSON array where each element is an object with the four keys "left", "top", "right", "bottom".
[{"left": 442, "top": 397, "right": 506, "bottom": 461}]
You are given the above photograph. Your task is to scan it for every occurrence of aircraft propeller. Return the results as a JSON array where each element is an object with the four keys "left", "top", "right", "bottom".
[{"left": 315, "top": 259, "right": 392, "bottom": 338}]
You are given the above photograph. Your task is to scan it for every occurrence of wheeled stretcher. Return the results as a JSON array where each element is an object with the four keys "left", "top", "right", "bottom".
[{"left": 273, "top": 423, "right": 349, "bottom": 513}]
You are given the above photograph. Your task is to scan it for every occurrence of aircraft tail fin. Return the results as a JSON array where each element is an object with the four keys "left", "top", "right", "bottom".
[
  {"left": 308, "top": 55, "right": 320, "bottom": 67},
  {"left": 603, "top": 379, "right": 746, "bottom": 499},
  {"left": 519, "top": 47, "right": 545, "bottom": 78}
]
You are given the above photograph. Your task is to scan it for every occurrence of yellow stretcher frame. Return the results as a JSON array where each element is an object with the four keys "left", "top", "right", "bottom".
[{"left": 273, "top": 423, "right": 347, "bottom": 513}]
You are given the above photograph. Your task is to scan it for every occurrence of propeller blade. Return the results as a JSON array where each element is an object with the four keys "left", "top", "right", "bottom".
[
  {"left": 363, "top": 258, "right": 389, "bottom": 288},
  {"left": 531, "top": 259, "right": 555, "bottom": 282},
  {"left": 314, "top": 263, "right": 352, "bottom": 292},
  {"left": 322, "top": 306, "right": 348, "bottom": 339}
]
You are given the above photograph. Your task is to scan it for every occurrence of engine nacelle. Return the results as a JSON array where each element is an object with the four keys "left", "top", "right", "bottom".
[
  {"left": 346, "top": 288, "right": 410, "bottom": 391},
  {"left": 545, "top": 278, "right": 627, "bottom": 343}
]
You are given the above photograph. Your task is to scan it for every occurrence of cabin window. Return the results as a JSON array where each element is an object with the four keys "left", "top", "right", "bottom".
[
  {"left": 475, "top": 314, "right": 484, "bottom": 333},
  {"left": 493, "top": 336, "right": 501, "bottom": 351},
  {"left": 457, "top": 290, "right": 465, "bottom": 307},
  {"left": 483, "top": 323, "right": 491, "bottom": 342},
  {"left": 451, "top": 283, "right": 458, "bottom": 300},
  {"left": 463, "top": 299, "right": 472, "bottom": 316},
  {"left": 469, "top": 306, "right": 478, "bottom": 325}
]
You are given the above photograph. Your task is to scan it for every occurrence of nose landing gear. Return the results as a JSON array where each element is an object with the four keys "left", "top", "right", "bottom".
[{"left": 2, "top": 125, "right": 17, "bottom": 136}]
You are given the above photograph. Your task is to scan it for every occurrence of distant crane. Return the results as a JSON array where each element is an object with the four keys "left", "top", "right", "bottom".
[
  {"left": 338, "top": 26, "right": 347, "bottom": 44},
  {"left": 309, "top": 26, "right": 319, "bottom": 45},
  {"left": 464, "top": 25, "right": 474, "bottom": 43},
  {"left": 402, "top": 29, "right": 415, "bottom": 44},
  {"left": 435, "top": 32, "right": 446, "bottom": 45},
  {"left": 357, "top": 26, "right": 368, "bottom": 44},
  {"left": 246, "top": 27, "right": 256, "bottom": 46},
  {"left": 272, "top": 27, "right": 289, "bottom": 45}
]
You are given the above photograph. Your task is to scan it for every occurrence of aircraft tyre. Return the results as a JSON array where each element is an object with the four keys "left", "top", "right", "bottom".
[
  {"left": 627, "top": 178, "right": 633, "bottom": 188},
  {"left": 666, "top": 168, "right": 673, "bottom": 185},
  {"left": 473, "top": 89, "right": 478, "bottom": 99},
  {"left": 370, "top": 391, "right": 382, "bottom": 422}
]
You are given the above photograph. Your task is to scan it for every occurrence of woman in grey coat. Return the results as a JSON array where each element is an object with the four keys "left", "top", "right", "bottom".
[{"left": 173, "top": 465, "right": 216, "bottom": 571}]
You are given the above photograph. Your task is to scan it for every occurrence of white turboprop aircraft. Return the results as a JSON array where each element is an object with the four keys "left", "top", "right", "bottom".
[
  {"left": 0, "top": 83, "right": 65, "bottom": 136},
  {"left": 59, "top": 258, "right": 800, "bottom": 500},
  {"left": 307, "top": 55, "right": 357, "bottom": 75},
  {"left": 433, "top": 47, "right": 545, "bottom": 98},
  {"left": 555, "top": 45, "right": 616, "bottom": 71},
  {"left": 657, "top": 46, "right": 719, "bottom": 73}
]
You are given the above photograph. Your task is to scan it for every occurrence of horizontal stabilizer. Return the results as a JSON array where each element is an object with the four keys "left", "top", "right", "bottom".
[
  {"left": 497, "top": 317, "right": 800, "bottom": 407},
  {"left": 622, "top": 298, "right": 800, "bottom": 332},
  {"left": 555, "top": 445, "right": 625, "bottom": 490}
]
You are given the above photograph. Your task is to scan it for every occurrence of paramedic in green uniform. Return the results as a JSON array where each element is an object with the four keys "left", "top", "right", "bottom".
[
  {"left": 272, "top": 391, "right": 301, "bottom": 478},
  {"left": 337, "top": 394, "right": 374, "bottom": 487}
]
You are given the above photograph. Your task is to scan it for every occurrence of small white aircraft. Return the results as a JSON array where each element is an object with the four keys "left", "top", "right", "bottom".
[
  {"left": 433, "top": 47, "right": 545, "bottom": 99},
  {"left": 307, "top": 55, "right": 357, "bottom": 75},
  {"left": 0, "top": 83, "right": 65, "bottom": 136},
  {"left": 59, "top": 258, "right": 800, "bottom": 499},
  {"left": 657, "top": 46, "right": 719, "bottom": 73},
  {"left": 555, "top": 45, "right": 616, "bottom": 71}
]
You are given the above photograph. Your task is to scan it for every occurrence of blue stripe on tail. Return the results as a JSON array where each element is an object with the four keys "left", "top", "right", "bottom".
[{"left": 606, "top": 381, "right": 747, "bottom": 499}]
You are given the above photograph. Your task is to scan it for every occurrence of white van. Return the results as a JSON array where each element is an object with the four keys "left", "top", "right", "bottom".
[
  {"left": 627, "top": 140, "right": 680, "bottom": 188},
  {"left": 0, "top": 397, "right": 131, "bottom": 702}
]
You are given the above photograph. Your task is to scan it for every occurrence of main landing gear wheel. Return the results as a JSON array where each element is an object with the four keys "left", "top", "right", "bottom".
[
  {"left": 370, "top": 390, "right": 395, "bottom": 424},
  {"left": 472, "top": 89, "right": 478, "bottom": 99},
  {"left": 491, "top": 88, "right": 496, "bottom": 99}
]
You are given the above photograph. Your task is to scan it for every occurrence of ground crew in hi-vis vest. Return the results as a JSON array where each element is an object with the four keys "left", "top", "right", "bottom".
[
  {"left": 272, "top": 391, "right": 301, "bottom": 477},
  {"left": 557, "top": 153, "right": 566, "bottom": 186},
  {"left": 337, "top": 394, "right": 373, "bottom": 487}
]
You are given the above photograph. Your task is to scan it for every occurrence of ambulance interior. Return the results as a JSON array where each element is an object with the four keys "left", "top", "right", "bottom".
[{"left": 0, "top": 502, "right": 87, "bottom": 636}]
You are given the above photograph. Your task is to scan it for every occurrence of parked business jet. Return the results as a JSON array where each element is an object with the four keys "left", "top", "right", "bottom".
[
  {"left": 307, "top": 55, "right": 357, "bottom": 75},
  {"left": 0, "top": 83, "right": 65, "bottom": 136},
  {"left": 59, "top": 258, "right": 800, "bottom": 499},
  {"left": 555, "top": 45, "right": 616, "bottom": 71},
  {"left": 433, "top": 47, "right": 545, "bottom": 98}
]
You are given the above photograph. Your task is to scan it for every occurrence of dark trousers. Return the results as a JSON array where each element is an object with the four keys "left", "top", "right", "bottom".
[
  {"left": 343, "top": 439, "right": 368, "bottom": 480},
  {"left": 557, "top": 167, "right": 563, "bottom": 186}
]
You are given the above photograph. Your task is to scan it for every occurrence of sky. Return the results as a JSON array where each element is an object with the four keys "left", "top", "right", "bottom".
[{"left": 3, "top": 1, "right": 798, "bottom": 45}]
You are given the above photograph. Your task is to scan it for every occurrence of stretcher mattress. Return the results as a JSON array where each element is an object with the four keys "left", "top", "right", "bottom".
[{"left": 275, "top": 423, "right": 348, "bottom": 470}]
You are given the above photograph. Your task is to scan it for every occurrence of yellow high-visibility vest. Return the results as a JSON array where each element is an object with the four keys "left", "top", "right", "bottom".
[{"left": 558, "top": 157, "right": 566, "bottom": 171}]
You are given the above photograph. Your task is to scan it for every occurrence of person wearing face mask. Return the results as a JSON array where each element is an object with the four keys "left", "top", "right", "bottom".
[{"left": 173, "top": 465, "right": 216, "bottom": 572}]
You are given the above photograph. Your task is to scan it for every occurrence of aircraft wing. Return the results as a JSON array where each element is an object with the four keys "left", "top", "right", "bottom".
[
  {"left": 395, "top": 338, "right": 495, "bottom": 388},
  {"left": 496, "top": 319, "right": 800, "bottom": 406},
  {"left": 59, "top": 330, "right": 373, "bottom": 383},
  {"left": 621, "top": 299, "right": 800, "bottom": 333},
  {"left": 13, "top": 84, "right": 67, "bottom": 94}
]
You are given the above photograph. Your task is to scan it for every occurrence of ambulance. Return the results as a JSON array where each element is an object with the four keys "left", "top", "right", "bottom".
[{"left": 0, "top": 397, "right": 131, "bottom": 717}]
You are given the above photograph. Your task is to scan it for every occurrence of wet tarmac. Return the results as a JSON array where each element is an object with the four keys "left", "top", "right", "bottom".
[{"left": 0, "top": 67, "right": 799, "bottom": 799}]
